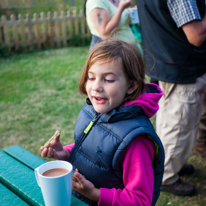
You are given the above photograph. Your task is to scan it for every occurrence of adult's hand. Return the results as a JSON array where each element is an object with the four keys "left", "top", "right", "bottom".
[{"left": 119, "top": 0, "right": 132, "bottom": 11}]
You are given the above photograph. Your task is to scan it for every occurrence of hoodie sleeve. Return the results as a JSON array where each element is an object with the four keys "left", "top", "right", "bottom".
[
  {"left": 98, "top": 135, "right": 154, "bottom": 206},
  {"left": 63, "top": 143, "right": 75, "bottom": 153}
]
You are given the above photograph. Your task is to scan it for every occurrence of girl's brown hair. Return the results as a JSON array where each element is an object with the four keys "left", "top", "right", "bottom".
[{"left": 79, "top": 39, "right": 145, "bottom": 104}]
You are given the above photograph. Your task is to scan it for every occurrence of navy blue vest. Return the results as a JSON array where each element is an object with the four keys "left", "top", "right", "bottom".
[
  {"left": 136, "top": 0, "right": 206, "bottom": 84},
  {"left": 69, "top": 103, "right": 165, "bottom": 206}
]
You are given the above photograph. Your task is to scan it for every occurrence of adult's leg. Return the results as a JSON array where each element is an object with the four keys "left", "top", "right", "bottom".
[
  {"left": 156, "top": 73, "right": 206, "bottom": 186},
  {"left": 194, "top": 91, "right": 206, "bottom": 156}
]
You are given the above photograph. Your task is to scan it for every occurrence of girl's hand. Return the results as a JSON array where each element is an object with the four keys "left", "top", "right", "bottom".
[
  {"left": 40, "top": 131, "right": 70, "bottom": 161},
  {"left": 72, "top": 169, "right": 100, "bottom": 202}
]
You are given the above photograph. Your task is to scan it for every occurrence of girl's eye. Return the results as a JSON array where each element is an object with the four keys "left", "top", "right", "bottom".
[
  {"left": 88, "top": 77, "right": 95, "bottom": 81},
  {"left": 105, "top": 79, "right": 115, "bottom": 83}
]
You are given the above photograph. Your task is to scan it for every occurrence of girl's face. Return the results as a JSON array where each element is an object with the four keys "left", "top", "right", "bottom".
[{"left": 86, "top": 59, "right": 134, "bottom": 113}]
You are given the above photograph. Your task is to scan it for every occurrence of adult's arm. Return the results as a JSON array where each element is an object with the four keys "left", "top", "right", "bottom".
[
  {"left": 90, "top": 0, "right": 131, "bottom": 39},
  {"left": 167, "top": 0, "right": 206, "bottom": 46},
  {"left": 182, "top": 14, "right": 206, "bottom": 46},
  {"left": 98, "top": 135, "right": 155, "bottom": 206}
]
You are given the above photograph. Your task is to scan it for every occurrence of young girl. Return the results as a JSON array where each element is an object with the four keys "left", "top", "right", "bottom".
[{"left": 40, "top": 39, "right": 164, "bottom": 206}]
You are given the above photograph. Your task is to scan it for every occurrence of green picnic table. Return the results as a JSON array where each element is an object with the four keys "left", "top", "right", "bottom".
[{"left": 0, "top": 145, "right": 88, "bottom": 206}]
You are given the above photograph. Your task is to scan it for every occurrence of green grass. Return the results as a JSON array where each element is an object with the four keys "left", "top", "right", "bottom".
[
  {"left": 0, "top": 47, "right": 206, "bottom": 205},
  {"left": 0, "top": 47, "right": 88, "bottom": 155}
]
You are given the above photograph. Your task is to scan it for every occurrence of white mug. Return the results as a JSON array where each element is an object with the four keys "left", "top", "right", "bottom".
[
  {"left": 35, "top": 160, "right": 73, "bottom": 206},
  {"left": 128, "top": 8, "right": 140, "bottom": 24}
]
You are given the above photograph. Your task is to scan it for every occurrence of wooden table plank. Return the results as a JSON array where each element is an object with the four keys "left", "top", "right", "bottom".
[
  {"left": 0, "top": 183, "right": 29, "bottom": 206},
  {"left": 0, "top": 151, "right": 45, "bottom": 206},
  {"left": 3, "top": 145, "right": 46, "bottom": 170},
  {"left": 1, "top": 147, "right": 88, "bottom": 206}
]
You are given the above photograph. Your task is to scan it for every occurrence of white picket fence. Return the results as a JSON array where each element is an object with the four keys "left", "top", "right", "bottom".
[{"left": 0, "top": 9, "right": 91, "bottom": 51}]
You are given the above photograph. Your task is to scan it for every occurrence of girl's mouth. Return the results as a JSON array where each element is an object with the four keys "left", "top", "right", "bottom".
[{"left": 93, "top": 96, "right": 107, "bottom": 104}]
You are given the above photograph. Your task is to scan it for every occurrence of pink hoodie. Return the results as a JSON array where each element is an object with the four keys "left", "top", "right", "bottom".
[{"left": 64, "top": 83, "right": 163, "bottom": 206}]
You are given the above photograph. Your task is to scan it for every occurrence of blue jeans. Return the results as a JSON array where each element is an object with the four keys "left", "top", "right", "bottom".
[{"left": 89, "top": 35, "right": 102, "bottom": 50}]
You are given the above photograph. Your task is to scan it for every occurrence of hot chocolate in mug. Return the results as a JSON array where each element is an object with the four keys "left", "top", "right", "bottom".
[{"left": 35, "top": 160, "right": 73, "bottom": 206}]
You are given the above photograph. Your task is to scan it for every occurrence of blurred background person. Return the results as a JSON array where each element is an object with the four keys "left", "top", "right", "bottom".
[
  {"left": 136, "top": 0, "right": 206, "bottom": 196},
  {"left": 84, "top": 0, "right": 136, "bottom": 50}
]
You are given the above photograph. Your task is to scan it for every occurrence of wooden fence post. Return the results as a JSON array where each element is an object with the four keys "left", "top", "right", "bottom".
[
  {"left": 80, "top": 9, "right": 85, "bottom": 44},
  {"left": 1, "top": 15, "right": 11, "bottom": 51},
  {"left": 18, "top": 14, "right": 26, "bottom": 46},
  {"left": 67, "top": 10, "right": 73, "bottom": 39},
  {"left": 11, "top": 14, "right": 19, "bottom": 50},
  {"left": 48, "top": 11, "right": 54, "bottom": 47},
  {"left": 40, "top": 12, "right": 46, "bottom": 47},
  {"left": 26, "top": 13, "right": 33, "bottom": 50},
  {"left": 33, "top": 13, "right": 41, "bottom": 49},
  {"left": 73, "top": 9, "right": 78, "bottom": 35},
  {"left": 61, "top": 11, "right": 67, "bottom": 47},
  {"left": 54, "top": 11, "right": 60, "bottom": 48}
]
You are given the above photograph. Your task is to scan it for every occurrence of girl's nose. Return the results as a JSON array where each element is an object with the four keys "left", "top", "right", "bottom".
[{"left": 92, "top": 80, "right": 103, "bottom": 92}]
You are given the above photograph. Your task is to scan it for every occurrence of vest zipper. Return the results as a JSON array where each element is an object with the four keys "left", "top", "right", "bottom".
[{"left": 70, "top": 113, "right": 103, "bottom": 163}]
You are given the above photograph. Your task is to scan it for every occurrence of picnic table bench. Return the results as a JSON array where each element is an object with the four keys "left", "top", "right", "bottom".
[{"left": 0, "top": 145, "right": 88, "bottom": 206}]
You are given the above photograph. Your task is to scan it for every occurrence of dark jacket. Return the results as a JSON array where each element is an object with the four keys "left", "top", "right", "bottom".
[
  {"left": 69, "top": 95, "right": 165, "bottom": 205},
  {"left": 136, "top": 0, "right": 206, "bottom": 84}
]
